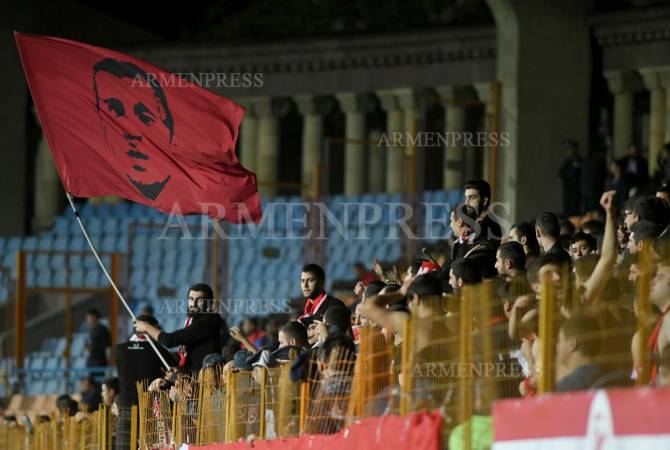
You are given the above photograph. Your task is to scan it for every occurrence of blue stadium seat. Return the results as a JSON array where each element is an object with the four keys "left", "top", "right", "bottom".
[
  {"left": 85, "top": 268, "right": 101, "bottom": 287},
  {"left": 69, "top": 235, "right": 86, "bottom": 251},
  {"left": 33, "top": 253, "right": 50, "bottom": 270},
  {"left": 22, "top": 236, "right": 38, "bottom": 251},
  {"left": 53, "top": 216, "right": 70, "bottom": 235},
  {"left": 100, "top": 233, "right": 118, "bottom": 252},
  {"left": 29, "top": 379, "right": 46, "bottom": 395},
  {"left": 37, "top": 233, "right": 54, "bottom": 250},
  {"left": 53, "top": 235, "right": 69, "bottom": 251},
  {"left": 36, "top": 269, "right": 52, "bottom": 287},
  {"left": 71, "top": 334, "right": 86, "bottom": 355},
  {"left": 70, "top": 269, "right": 85, "bottom": 287},
  {"left": 102, "top": 217, "right": 119, "bottom": 234}
]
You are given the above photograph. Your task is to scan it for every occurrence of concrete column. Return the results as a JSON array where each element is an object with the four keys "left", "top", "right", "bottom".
[
  {"left": 474, "top": 82, "right": 496, "bottom": 183},
  {"left": 237, "top": 99, "right": 259, "bottom": 174},
  {"left": 32, "top": 126, "right": 61, "bottom": 231},
  {"left": 377, "top": 91, "right": 404, "bottom": 193},
  {"left": 659, "top": 69, "right": 670, "bottom": 144},
  {"left": 253, "top": 97, "right": 282, "bottom": 198},
  {"left": 336, "top": 93, "right": 367, "bottom": 196},
  {"left": 488, "top": 0, "right": 593, "bottom": 222},
  {"left": 604, "top": 71, "right": 640, "bottom": 159},
  {"left": 436, "top": 86, "right": 468, "bottom": 190},
  {"left": 367, "top": 128, "right": 385, "bottom": 192},
  {"left": 294, "top": 95, "right": 327, "bottom": 197},
  {"left": 396, "top": 88, "right": 424, "bottom": 193},
  {"left": 640, "top": 68, "right": 667, "bottom": 174}
]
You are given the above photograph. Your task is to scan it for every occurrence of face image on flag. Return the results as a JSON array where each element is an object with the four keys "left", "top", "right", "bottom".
[
  {"left": 15, "top": 32, "right": 262, "bottom": 223},
  {"left": 92, "top": 58, "right": 175, "bottom": 201}
]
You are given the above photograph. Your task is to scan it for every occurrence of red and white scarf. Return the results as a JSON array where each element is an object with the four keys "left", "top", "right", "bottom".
[
  {"left": 300, "top": 292, "right": 328, "bottom": 319},
  {"left": 177, "top": 317, "right": 193, "bottom": 368}
]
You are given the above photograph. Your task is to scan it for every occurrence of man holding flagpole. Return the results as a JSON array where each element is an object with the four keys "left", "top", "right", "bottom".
[{"left": 135, "top": 283, "right": 224, "bottom": 374}]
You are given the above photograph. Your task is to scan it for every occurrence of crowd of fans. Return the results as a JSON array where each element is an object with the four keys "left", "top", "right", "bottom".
[{"left": 8, "top": 170, "right": 670, "bottom": 447}]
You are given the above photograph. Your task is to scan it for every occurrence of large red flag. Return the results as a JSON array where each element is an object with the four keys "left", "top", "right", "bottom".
[{"left": 15, "top": 32, "right": 261, "bottom": 223}]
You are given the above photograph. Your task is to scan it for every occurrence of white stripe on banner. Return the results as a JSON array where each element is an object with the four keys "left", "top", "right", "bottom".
[{"left": 494, "top": 435, "right": 670, "bottom": 450}]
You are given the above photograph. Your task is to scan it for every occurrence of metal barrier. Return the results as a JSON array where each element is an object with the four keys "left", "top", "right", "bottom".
[{"left": 0, "top": 251, "right": 658, "bottom": 449}]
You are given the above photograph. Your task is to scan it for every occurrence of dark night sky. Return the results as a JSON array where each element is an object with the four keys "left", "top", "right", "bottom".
[{"left": 73, "top": 0, "right": 227, "bottom": 40}]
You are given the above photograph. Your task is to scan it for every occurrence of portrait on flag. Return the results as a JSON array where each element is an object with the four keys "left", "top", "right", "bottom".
[
  {"left": 92, "top": 58, "right": 175, "bottom": 201},
  {"left": 15, "top": 32, "right": 261, "bottom": 223}
]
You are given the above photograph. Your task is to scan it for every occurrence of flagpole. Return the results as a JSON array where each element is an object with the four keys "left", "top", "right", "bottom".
[{"left": 66, "top": 193, "right": 172, "bottom": 371}]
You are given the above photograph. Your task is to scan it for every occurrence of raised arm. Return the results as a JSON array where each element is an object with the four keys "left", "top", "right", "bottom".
[{"left": 582, "top": 190, "right": 617, "bottom": 304}]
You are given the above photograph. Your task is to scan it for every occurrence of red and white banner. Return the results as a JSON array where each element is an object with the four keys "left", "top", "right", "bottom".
[
  {"left": 493, "top": 387, "right": 670, "bottom": 450},
  {"left": 182, "top": 411, "right": 441, "bottom": 450}
]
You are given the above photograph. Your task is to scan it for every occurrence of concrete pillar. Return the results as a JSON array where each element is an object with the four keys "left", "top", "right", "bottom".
[
  {"left": 640, "top": 68, "right": 667, "bottom": 174},
  {"left": 238, "top": 99, "right": 259, "bottom": 174},
  {"left": 378, "top": 90, "right": 405, "bottom": 193},
  {"left": 336, "top": 93, "right": 367, "bottom": 196},
  {"left": 474, "top": 82, "right": 496, "bottom": 183},
  {"left": 604, "top": 71, "right": 640, "bottom": 159},
  {"left": 659, "top": 69, "right": 670, "bottom": 145},
  {"left": 367, "top": 128, "right": 385, "bottom": 192},
  {"left": 436, "top": 86, "right": 468, "bottom": 190},
  {"left": 294, "top": 95, "right": 328, "bottom": 197},
  {"left": 32, "top": 126, "right": 62, "bottom": 231},
  {"left": 488, "top": 0, "right": 593, "bottom": 222},
  {"left": 253, "top": 97, "right": 282, "bottom": 198},
  {"left": 396, "top": 89, "right": 424, "bottom": 193}
]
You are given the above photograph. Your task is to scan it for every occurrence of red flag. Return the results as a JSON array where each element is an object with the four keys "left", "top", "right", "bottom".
[{"left": 15, "top": 32, "right": 261, "bottom": 223}]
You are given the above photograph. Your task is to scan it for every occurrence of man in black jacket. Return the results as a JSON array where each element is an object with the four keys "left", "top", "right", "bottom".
[
  {"left": 114, "top": 315, "right": 175, "bottom": 450},
  {"left": 464, "top": 179, "right": 503, "bottom": 250},
  {"left": 298, "top": 264, "right": 345, "bottom": 323},
  {"left": 135, "top": 283, "right": 224, "bottom": 374}
]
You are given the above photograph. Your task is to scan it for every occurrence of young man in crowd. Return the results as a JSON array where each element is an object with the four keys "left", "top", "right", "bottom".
[
  {"left": 464, "top": 179, "right": 503, "bottom": 250},
  {"left": 299, "top": 263, "right": 346, "bottom": 323},
  {"left": 449, "top": 257, "right": 483, "bottom": 294},
  {"left": 450, "top": 203, "right": 481, "bottom": 260},
  {"left": 623, "top": 195, "right": 669, "bottom": 232},
  {"left": 569, "top": 231, "right": 597, "bottom": 261},
  {"left": 627, "top": 220, "right": 663, "bottom": 255},
  {"left": 229, "top": 317, "right": 271, "bottom": 352},
  {"left": 555, "top": 315, "right": 603, "bottom": 392},
  {"left": 509, "top": 221, "right": 542, "bottom": 264},
  {"left": 535, "top": 212, "right": 571, "bottom": 266},
  {"left": 101, "top": 377, "right": 119, "bottom": 409},
  {"left": 495, "top": 241, "right": 531, "bottom": 301}
]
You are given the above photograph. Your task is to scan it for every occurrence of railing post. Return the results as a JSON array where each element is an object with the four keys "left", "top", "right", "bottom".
[
  {"left": 399, "top": 317, "right": 412, "bottom": 415},
  {"left": 14, "top": 251, "right": 26, "bottom": 369},
  {"left": 298, "top": 380, "right": 309, "bottom": 435},
  {"left": 636, "top": 244, "right": 652, "bottom": 385},
  {"left": 459, "top": 286, "right": 473, "bottom": 450},
  {"left": 130, "top": 405, "right": 138, "bottom": 450},
  {"left": 538, "top": 279, "right": 556, "bottom": 394},
  {"left": 259, "top": 368, "right": 267, "bottom": 439}
]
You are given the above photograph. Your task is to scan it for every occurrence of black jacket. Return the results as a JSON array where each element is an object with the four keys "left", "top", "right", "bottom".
[
  {"left": 477, "top": 214, "right": 502, "bottom": 250},
  {"left": 158, "top": 313, "right": 224, "bottom": 374},
  {"left": 546, "top": 241, "right": 572, "bottom": 267},
  {"left": 86, "top": 323, "right": 111, "bottom": 367},
  {"left": 114, "top": 340, "right": 176, "bottom": 407}
]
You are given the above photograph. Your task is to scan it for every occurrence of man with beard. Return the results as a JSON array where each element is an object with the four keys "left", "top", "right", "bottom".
[
  {"left": 298, "top": 264, "right": 346, "bottom": 323},
  {"left": 135, "top": 283, "right": 223, "bottom": 373},
  {"left": 464, "top": 179, "right": 503, "bottom": 250}
]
